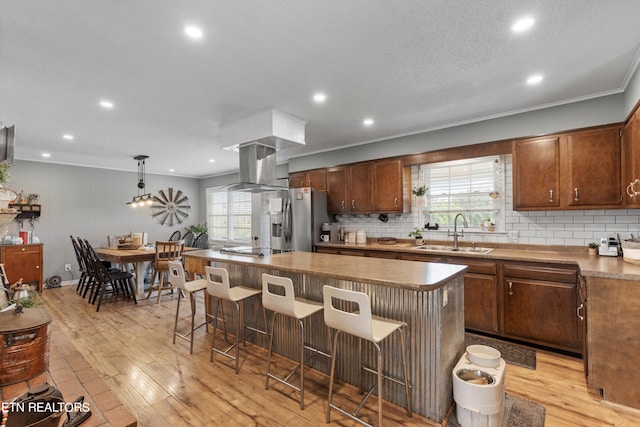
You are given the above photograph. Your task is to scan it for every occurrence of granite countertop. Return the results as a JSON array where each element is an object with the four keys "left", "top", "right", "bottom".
[
  {"left": 315, "top": 241, "right": 640, "bottom": 281},
  {"left": 183, "top": 250, "right": 467, "bottom": 291}
]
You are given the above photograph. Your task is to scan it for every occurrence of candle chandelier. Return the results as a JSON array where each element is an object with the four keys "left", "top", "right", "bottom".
[{"left": 126, "top": 155, "right": 154, "bottom": 207}]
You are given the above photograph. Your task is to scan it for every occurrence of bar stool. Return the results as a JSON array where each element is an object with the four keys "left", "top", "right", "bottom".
[
  {"left": 167, "top": 261, "right": 208, "bottom": 354},
  {"left": 205, "top": 266, "right": 267, "bottom": 374},
  {"left": 146, "top": 240, "right": 184, "bottom": 304},
  {"left": 262, "top": 273, "right": 330, "bottom": 410},
  {"left": 323, "top": 285, "right": 411, "bottom": 427}
]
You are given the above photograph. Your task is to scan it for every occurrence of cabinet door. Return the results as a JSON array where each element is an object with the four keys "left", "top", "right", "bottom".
[
  {"left": 623, "top": 111, "right": 640, "bottom": 206},
  {"left": 372, "top": 159, "right": 403, "bottom": 213},
  {"left": 288, "top": 171, "right": 307, "bottom": 188},
  {"left": 464, "top": 273, "right": 498, "bottom": 334},
  {"left": 503, "top": 278, "right": 580, "bottom": 352},
  {"left": 564, "top": 126, "right": 622, "bottom": 207},
  {"left": 513, "top": 136, "right": 561, "bottom": 209},
  {"left": 306, "top": 169, "right": 326, "bottom": 191},
  {"left": 348, "top": 162, "right": 372, "bottom": 213},
  {"left": 326, "top": 167, "right": 348, "bottom": 213},
  {"left": 3, "top": 245, "right": 43, "bottom": 290}
]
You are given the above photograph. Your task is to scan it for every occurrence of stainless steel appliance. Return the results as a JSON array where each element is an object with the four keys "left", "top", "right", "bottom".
[{"left": 270, "top": 188, "right": 330, "bottom": 253}]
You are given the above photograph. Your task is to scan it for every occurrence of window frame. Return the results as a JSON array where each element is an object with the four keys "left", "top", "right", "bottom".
[{"left": 205, "top": 188, "right": 253, "bottom": 243}]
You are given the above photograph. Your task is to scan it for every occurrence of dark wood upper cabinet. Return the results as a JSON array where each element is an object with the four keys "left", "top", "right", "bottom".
[
  {"left": 513, "top": 124, "right": 623, "bottom": 210},
  {"left": 372, "top": 159, "right": 404, "bottom": 213},
  {"left": 326, "top": 166, "right": 348, "bottom": 213},
  {"left": 564, "top": 126, "right": 622, "bottom": 207},
  {"left": 288, "top": 169, "right": 326, "bottom": 190},
  {"left": 513, "top": 136, "right": 561, "bottom": 209},
  {"left": 347, "top": 162, "right": 372, "bottom": 214},
  {"left": 623, "top": 108, "right": 640, "bottom": 206}
]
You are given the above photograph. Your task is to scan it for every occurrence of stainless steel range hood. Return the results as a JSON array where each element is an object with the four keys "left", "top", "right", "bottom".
[{"left": 219, "top": 109, "right": 306, "bottom": 192}]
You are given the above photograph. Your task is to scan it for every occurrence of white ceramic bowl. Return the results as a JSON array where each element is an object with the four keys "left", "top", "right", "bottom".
[{"left": 466, "top": 345, "right": 501, "bottom": 368}]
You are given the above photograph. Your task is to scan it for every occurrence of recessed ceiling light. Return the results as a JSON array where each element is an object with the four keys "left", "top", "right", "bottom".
[
  {"left": 209, "top": 159, "right": 215, "bottom": 163},
  {"left": 184, "top": 25, "right": 203, "bottom": 39},
  {"left": 62, "top": 134, "right": 74, "bottom": 140},
  {"left": 363, "top": 118, "right": 374, "bottom": 126},
  {"left": 313, "top": 93, "right": 326, "bottom": 103},
  {"left": 526, "top": 74, "right": 544, "bottom": 85},
  {"left": 512, "top": 16, "right": 535, "bottom": 33},
  {"left": 169, "top": 168, "right": 175, "bottom": 172},
  {"left": 99, "top": 100, "right": 114, "bottom": 109},
  {"left": 41, "top": 153, "right": 51, "bottom": 158}
]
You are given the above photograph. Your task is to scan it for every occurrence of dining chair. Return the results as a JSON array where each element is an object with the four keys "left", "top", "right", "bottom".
[
  {"left": 182, "top": 231, "right": 194, "bottom": 248},
  {"left": 168, "top": 230, "right": 181, "bottom": 241},
  {"left": 70, "top": 236, "right": 88, "bottom": 295},
  {"left": 145, "top": 240, "right": 184, "bottom": 304},
  {"left": 193, "top": 232, "right": 208, "bottom": 249}
]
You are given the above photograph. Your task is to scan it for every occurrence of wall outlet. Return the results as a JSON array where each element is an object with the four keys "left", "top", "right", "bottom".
[{"left": 64, "top": 264, "right": 71, "bottom": 271}]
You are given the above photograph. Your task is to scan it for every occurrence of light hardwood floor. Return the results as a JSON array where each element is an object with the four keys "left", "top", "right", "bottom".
[{"left": 43, "top": 285, "right": 639, "bottom": 426}]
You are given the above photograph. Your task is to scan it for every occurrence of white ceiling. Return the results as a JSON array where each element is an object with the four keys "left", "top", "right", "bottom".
[{"left": 2, "top": 0, "right": 640, "bottom": 178}]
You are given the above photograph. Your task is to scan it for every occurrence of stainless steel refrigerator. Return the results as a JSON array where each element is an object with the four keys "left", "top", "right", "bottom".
[{"left": 269, "top": 188, "right": 330, "bottom": 253}]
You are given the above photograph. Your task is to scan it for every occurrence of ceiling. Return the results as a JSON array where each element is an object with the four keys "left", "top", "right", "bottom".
[{"left": 2, "top": 0, "right": 640, "bottom": 178}]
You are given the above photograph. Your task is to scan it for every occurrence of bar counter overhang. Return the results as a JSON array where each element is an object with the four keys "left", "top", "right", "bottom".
[{"left": 183, "top": 250, "right": 467, "bottom": 422}]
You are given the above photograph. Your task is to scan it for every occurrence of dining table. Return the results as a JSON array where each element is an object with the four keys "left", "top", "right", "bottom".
[{"left": 94, "top": 246, "right": 197, "bottom": 297}]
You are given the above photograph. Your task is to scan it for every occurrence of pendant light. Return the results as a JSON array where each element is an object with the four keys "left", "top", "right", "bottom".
[{"left": 126, "top": 155, "right": 154, "bottom": 207}]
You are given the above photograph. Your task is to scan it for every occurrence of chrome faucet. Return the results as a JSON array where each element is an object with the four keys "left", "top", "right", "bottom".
[{"left": 448, "top": 213, "right": 468, "bottom": 250}]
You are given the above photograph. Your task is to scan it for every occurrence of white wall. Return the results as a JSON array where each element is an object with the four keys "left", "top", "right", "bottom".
[{"left": 7, "top": 160, "right": 200, "bottom": 283}]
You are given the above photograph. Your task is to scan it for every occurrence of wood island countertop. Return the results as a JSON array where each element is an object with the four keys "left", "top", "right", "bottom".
[{"left": 182, "top": 250, "right": 467, "bottom": 291}]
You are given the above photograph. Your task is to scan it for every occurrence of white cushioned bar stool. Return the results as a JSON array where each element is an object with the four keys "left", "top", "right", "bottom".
[
  {"left": 262, "top": 273, "right": 330, "bottom": 410},
  {"left": 206, "top": 266, "right": 267, "bottom": 374},
  {"left": 323, "top": 285, "right": 412, "bottom": 427},
  {"left": 167, "top": 260, "right": 209, "bottom": 354}
]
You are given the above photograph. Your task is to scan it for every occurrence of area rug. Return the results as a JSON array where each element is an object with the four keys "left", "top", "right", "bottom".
[
  {"left": 447, "top": 394, "right": 546, "bottom": 427},
  {"left": 465, "top": 333, "right": 536, "bottom": 370}
]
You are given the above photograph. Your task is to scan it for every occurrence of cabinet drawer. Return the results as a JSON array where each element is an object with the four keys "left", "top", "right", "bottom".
[
  {"left": 448, "top": 258, "right": 496, "bottom": 275},
  {"left": 365, "top": 251, "right": 398, "bottom": 259},
  {"left": 503, "top": 263, "right": 577, "bottom": 284},
  {"left": 398, "top": 253, "right": 445, "bottom": 263},
  {"left": 3, "top": 245, "right": 40, "bottom": 255}
]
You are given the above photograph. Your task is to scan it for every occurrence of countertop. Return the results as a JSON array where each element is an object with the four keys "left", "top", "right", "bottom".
[
  {"left": 183, "top": 250, "right": 467, "bottom": 291},
  {"left": 315, "top": 241, "right": 640, "bottom": 281}
]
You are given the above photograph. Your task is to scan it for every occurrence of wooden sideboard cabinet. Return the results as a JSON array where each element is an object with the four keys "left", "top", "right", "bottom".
[{"left": 0, "top": 243, "right": 44, "bottom": 292}]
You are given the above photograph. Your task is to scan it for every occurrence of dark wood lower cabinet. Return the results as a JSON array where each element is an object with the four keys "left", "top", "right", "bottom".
[
  {"left": 464, "top": 273, "right": 498, "bottom": 334},
  {"left": 503, "top": 277, "right": 580, "bottom": 352}
]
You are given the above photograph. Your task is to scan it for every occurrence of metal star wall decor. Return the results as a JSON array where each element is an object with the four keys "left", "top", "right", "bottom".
[{"left": 151, "top": 187, "right": 190, "bottom": 226}]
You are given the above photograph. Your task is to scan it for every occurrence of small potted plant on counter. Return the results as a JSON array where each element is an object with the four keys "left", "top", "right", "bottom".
[
  {"left": 408, "top": 227, "right": 425, "bottom": 245},
  {"left": 588, "top": 242, "right": 599, "bottom": 256}
]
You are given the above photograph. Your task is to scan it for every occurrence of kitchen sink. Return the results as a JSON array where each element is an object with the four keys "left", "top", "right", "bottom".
[{"left": 414, "top": 245, "right": 494, "bottom": 254}]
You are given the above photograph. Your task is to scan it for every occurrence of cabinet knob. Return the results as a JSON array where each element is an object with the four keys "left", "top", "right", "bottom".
[
  {"left": 35, "top": 265, "right": 40, "bottom": 269},
  {"left": 21, "top": 248, "right": 25, "bottom": 252},
  {"left": 394, "top": 197, "right": 398, "bottom": 207},
  {"left": 577, "top": 303, "right": 584, "bottom": 321},
  {"left": 574, "top": 188, "right": 579, "bottom": 202},
  {"left": 341, "top": 200, "right": 345, "bottom": 210},
  {"left": 351, "top": 200, "right": 356, "bottom": 209},
  {"left": 549, "top": 189, "right": 554, "bottom": 203},
  {"left": 508, "top": 281, "right": 514, "bottom": 296}
]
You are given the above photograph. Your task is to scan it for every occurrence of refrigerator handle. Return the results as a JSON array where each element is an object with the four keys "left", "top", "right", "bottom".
[{"left": 283, "top": 198, "right": 292, "bottom": 243}]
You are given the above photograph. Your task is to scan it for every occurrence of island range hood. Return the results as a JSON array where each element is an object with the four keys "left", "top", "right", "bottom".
[{"left": 220, "top": 109, "right": 306, "bottom": 192}]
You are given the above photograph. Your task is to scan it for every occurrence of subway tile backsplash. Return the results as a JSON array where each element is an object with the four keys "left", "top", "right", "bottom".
[{"left": 333, "top": 155, "right": 640, "bottom": 248}]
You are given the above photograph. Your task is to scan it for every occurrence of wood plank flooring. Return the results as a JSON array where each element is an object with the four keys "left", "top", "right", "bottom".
[{"left": 43, "top": 285, "right": 640, "bottom": 426}]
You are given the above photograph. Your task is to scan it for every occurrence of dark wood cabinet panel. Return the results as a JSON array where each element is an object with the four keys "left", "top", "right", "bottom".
[
  {"left": 1, "top": 244, "right": 44, "bottom": 292},
  {"left": 348, "top": 162, "right": 372, "bottom": 213},
  {"left": 372, "top": 159, "right": 403, "bottom": 213},
  {"left": 503, "top": 269, "right": 580, "bottom": 353},
  {"left": 464, "top": 273, "right": 498, "bottom": 334},
  {"left": 513, "top": 136, "right": 561, "bottom": 209},
  {"left": 564, "top": 126, "right": 622, "bottom": 207},
  {"left": 326, "top": 166, "right": 348, "bottom": 213},
  {"left": 288, "top": 171, "right": 307, "bottom": 188},
  {"left": 623, "top": 109, "right": 640, "bottom": 206},
  {"left": 513, "top": 125, "right": 623, "bottom": 211}
]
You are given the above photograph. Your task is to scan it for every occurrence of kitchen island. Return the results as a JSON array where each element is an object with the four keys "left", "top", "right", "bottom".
[{"left": 183, "top": 250, "right": 467, "bottom": 422}]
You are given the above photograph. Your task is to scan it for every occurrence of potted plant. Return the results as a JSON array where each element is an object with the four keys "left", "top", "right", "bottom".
[
  {"left": 408, "top": 227, "right": 425, "bottom": 245},
  {"left": 412, "top": 185, "right": 428, "bottom": 209},
  {"left": 185, "top": 224, "right": 208, "bottom": 236},
  {"left": 588, "top": 242, "right": 599, "bottom": 256}
]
